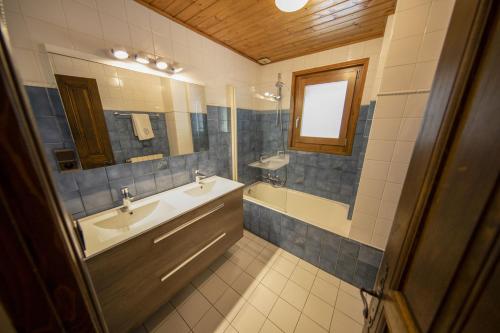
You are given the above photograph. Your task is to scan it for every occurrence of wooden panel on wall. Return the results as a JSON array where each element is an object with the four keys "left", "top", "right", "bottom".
[{"left": 137, "top": 0, "right": 396, "bottom": 64}]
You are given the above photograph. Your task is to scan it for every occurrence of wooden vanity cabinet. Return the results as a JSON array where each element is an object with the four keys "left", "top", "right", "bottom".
[{"left": 85, "top": 188, "right": 243, "bottom": 333}]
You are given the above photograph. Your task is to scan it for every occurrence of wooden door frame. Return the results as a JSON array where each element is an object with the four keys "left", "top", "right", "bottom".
[
  {"left": 367, "top": 0, "right": 498, "bottom": 332},
  {"left": 0, "top": 21, "right": 105, "bottom": 332}
]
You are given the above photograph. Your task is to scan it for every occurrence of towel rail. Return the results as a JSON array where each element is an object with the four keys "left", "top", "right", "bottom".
[{"left": 113, "top": 112, "right": 161, "bottom": 118}]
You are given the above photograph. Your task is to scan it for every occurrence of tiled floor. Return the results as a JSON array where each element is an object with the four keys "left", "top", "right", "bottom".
[{"left": 136, "top": 231, "right": 367, "bottom": 333}]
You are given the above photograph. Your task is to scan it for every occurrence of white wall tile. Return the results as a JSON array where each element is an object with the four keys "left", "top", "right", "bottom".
[
  {"left": 418, "top": 30, "right": 446, "bottom": 62},
  {"left": 392, "top": 3, "right": 430, "bottom": 40},
  {"left": 3, "top": 0, "right": 21, "bottom": 13},
  {"left": 426, "top": 0, "right": 455, "bottom": 33},
  {"left": 129, "top": 24, "right": 154, "bottom": 53},
  {"left": 357, "top": 177, "right": 386, "bottom": 199},
  {"left": 62, "top": 0, "right": 103, "bottom": 39},
  {"left": 96, "top": 0, "right": 126, "bottom": 20},
  {"left": 353, "top": 194, "right": 381, "bottom": 217},
  {"left": 5, "top": 11, "right": 32, "bottom": 49},
  {"left": 398, "top": 117, "right": 423, "bottom": 141},
  {"left": 369, "top": 118, "right": 402, "bottom": 141},
  {"left": 373, "top": 94, "right": 407, "bottom": 119},
  {"left": 124, "top": 0, "right": 150, "bottom": 30},
  {"left": 382, "top": 182, "right": 403, "bottom": 203},
  {"left": 365, "top": 140, "right": 396, "bottom": 162},
  {"left": 387, "top": 162, "right": 409, "bottom": 184},
  {"left": 411, "top": 60, "right": 437, "bottom": 90},
  {"left": 362, "top": 160, "right": 390, "bottom": 181},
  {"left": 19, "top": 0, "right": 67, "bottom": 27},
  {"left": 380, "top": 64, "right": 415, "bottom": 92},
  {"left": 11, "top": 47, "right": 43, "bottom": 83},
  {"left": 385, "top": 35, "right": 422, "bottom": 67},
  {"left": 100, "top": 13, "right": 131, "bottom": 47},
  {"left": 404, "top": 93, "right": 429, "bottom": 117},
  {"left": 392, "top": 141, "right": 415, "bottom": 163}
]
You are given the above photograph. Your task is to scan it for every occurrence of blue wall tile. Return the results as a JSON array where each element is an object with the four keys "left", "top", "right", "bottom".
[{"left": 27, "top": 85, "right": 232, "bottom": 218}]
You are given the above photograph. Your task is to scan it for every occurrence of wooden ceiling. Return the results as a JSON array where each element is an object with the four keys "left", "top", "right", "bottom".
[{"left": 136, "top": 0, "right": 396, "bottom": 64}]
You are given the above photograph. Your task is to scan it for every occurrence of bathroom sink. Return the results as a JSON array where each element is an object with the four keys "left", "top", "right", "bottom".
[
  {"left": 249, "top": 154, "right": 289, "bottom": 171},
  {"left": 92, "top": 201, "right": 171, "bottom": 230},
  {"left": 183, "top": 180, "right": 216, "bottom": 196}
]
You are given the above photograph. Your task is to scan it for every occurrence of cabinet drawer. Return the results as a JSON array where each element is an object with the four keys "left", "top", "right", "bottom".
[{"left": 86, "top": 188, "right": 243, "bottom": 332}]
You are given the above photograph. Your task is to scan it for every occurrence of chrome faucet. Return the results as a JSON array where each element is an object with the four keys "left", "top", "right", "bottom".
[
  {"left": 120, "top": 187, "right": 134, "bottom": 212},
  {"left": 195, "top": 170, "right": 207, "bottom": 183},
  {"left": 259, "top": 153, "right": 273, "bottom": 163}
]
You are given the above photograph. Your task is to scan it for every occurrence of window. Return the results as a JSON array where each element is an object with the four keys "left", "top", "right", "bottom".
[{"left": 288, "top": 58, "right": 368, "bottom": 155}]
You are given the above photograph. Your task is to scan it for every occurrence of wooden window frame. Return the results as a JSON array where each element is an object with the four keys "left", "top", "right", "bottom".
[{"left": 288, "top": 58, "right": 369, "bottom": 155}]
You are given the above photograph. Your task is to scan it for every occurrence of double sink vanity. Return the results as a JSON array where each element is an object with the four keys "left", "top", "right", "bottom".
[{"left": 78, "top": 176, "right": 244, "bottom": 332}]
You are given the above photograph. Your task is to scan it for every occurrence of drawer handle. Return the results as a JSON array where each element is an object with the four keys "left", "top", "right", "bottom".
[
  {"left": 160, "top": 233, "right": 226, "bottom": 282},
  {"left": 153, "top": 203, "right": 225, "bottom": 244}
]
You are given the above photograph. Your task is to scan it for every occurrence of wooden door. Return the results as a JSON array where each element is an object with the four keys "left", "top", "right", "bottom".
[
  {"left": 365, "top": 1, "right": 499, "bottom": 332},
  {"left": 55, "top": 74, "right": 114, "bottom": 169}
]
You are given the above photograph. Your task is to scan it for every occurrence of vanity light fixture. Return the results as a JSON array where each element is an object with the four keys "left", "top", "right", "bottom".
[
  {"left": 155, "top": 59, "right": 168, "bottom": 70},
  {"left": 275, "top": 0, "right": 308, "bottom": 12},
  {"left": 135, "top": 53, "right": 150, "bottom": 65},
  {"left": 111, "top": 48, "right": 129, "bottom": 60},
  {"left": 165, "top": 63, "right": 183, "bottom": 75}
]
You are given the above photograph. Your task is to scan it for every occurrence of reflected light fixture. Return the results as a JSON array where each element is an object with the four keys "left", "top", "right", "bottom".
[
  {"left": 165, "top": 63, "right": 183, "bottom": 75},
  {"left": 155, "top": 59, "right": 168, "bottom": 70},
  {"left": 275, "top": 0, "right": 308, "bottom": 12},
  {"left": 111, "top": 48, "right": 129, "bottom": 60},
  {"left": 135, "top": 53, "right": 150, "bottom": 64}
]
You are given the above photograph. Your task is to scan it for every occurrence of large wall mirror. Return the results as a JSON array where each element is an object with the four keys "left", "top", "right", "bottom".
[{"left": 45, "top": 53, "right": 209, "bottom": 170}]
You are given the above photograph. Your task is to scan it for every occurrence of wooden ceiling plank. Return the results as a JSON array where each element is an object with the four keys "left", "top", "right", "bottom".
[
  {"left": 175, "top": 0, "right": 218, "bottom": 21},
  {"left": 219, "top": 0, "right": 394, "bottom": 46},
  {"left": 236, "top": 15, "right": 388, "bottom": 54},
  {"left": 207, "top": 0, "right": 350, "bottom": 39},
  {"left": 164, "top": 0, "right": 197, "bottom": 17},
  {"left": 217, "top": 0, "right": 392, "bottom": 45},
  {"left": 267, "top": 30, "right": 384, "bottom": 63},
  {"left": 247, "top": 20, "right": 386, "bottom": 59},
  {"left": 149, "top": 0, "right": 178, "bottom": 11},
  {"left": 195, "top": 0, "right": 264, "bottom": 31}
]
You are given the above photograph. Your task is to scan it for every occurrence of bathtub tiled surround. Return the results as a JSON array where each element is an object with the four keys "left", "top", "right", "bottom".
[
  {"left": 136, "top": 230, "right": 367, "bottom": 333},
  {"left": 237, "top": 102, "right": 374, "bottom": 218},
  {"left": 243, "top": 201, "right": 383, "bottom": 290},
  {"left": 27, "top": 85, "right": 232, "bottom": 217}
]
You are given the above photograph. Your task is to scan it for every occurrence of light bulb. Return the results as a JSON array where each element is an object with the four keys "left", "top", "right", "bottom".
[
  {"left": 135, "top": 54, "right": 150, "bottom": 64},
  {"left": 111, "top": 48, "right": 129, "bottom": 60},
  {"left": 275, "top": 0, "right": 308, "bottom": 12},
  {"left": 155, "top": 60, "right": 168, "bottom": 70}
]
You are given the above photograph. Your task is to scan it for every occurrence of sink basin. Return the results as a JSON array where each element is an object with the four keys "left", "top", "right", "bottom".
[
  {"left": 184, "top": 180, "right": 216, "bottom": 196},
  {"left": 249, "top": 154, "right": 289, "bottom": 170},
  {"left": 93, "top": 201, "right": 170, "bottom": 230}
]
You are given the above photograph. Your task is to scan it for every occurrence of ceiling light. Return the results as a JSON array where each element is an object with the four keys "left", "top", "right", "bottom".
[
  {"left": 275, "top": 0, "right": 308, "bottom": 12},
  {"left": 155, "top": 59, "right": 168, "bottom": 70},
  {"left": 135, "top": 53, "right": 150, "bottom": 64},
  {"left": 111, "top": 48, "right": 129, "bottom": 60}
]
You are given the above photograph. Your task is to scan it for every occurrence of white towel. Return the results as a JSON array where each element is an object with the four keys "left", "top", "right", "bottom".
[{"left": 131, "top": 113, "right": 154, "bottom": 140}]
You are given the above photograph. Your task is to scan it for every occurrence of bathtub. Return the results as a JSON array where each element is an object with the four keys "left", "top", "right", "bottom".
[{"left": 243, "top": 182, "right": 351, "bottom": 237}]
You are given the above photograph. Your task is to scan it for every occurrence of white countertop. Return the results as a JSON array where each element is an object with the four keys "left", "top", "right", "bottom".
[{"left": 79, "top": 176, "right": 244, "bottom": 258}]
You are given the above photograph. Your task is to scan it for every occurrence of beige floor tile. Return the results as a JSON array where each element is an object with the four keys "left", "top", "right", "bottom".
[
  {"left": 232, "top": 271, "right": 259, "bottom": 300},
  {"left": 170, "top": 283, "right": 196, "bottom": 308},
  {"left": 193, "top": 307, "right": 230, "bottom": 333},
  {"left": 280, "top": 250, "right": 300, "bottom": 264},
  {"left": 297, "top": 259, "right": 319, "bottom": 275},
  {"left": 290, "top": 265, "right": 316, "bottom": 291},
  {"left": 246, "top": 239, "right": 265, "bottom": 254},
  {"left": 246, "top": 258, "right": 271, "bottom": 281},
  {"left": 210, "top": 255, "right": 229, "bottom": 272},
  {"left": 146, "top": 307, "right": 190, "bottom": 333},
  {"left": 175, "top": 289, "right": 212, "bottom": 328},
  {"left": 316, "top": 269, "right": 341, "bottom": 287},
  {"left": 272, "top": 256, "right": 297, "bottom": 277},
  {"left": 302, "top": 294, "right": 334, "bottom": 330},
  {"left": 197, "top": 273, "right": 229, "bottom": 304},
  {"left": 261, "top": 269, "right": 288, "bottom": 294},
  {"left": 232, "top": 303, "right": 266, "bottom": 333},
  {"left": 334, "top": 290, "right": 364, "bottom": 324},
  {"left": 330, "top": 310, "right": 362, "bottom": 333},
  {"left": 295, "top": 314, "right": 328, "bottom": 333},
  {"left": 214, "top": 288, "right": 246, "bottom": 322},
  {"left": 311, "top": 277, "right": 339, "bottom": 306},
  {"left": 224, "top": 324, "right": 238, "bottom": 333},
  {"left": 214, "top": 258, "right": 244, "bottom": 285},
  {"left": 259, "top": 319, "right": 283, "bottom": 333},
  {"left": 339, "top": 281, "right": 363, "bottom": 300},
  {"left": 280, "top": 280, "right": 308, "bottom": 310},
  {"left": 224, "top": 243, "right": 241, "bottom": 259},
  {"left": 248, "top": 283, "right": 278, "bottom": 316},
  {"left": 230, "top": 248, "right": 256, "bottom": 269},
  {"left": 257, "top": 247, "right": 281, "bottom": 265},
  {"left": 192, "top": 269, "right": 214, "bottom": 287},
  {"left": 268, "top": 298, "right": 300, "bottom": 333}
]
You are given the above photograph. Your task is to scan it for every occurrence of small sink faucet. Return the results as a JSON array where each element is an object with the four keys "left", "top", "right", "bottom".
[
  {"left": 195, "top": 170, "right": 207, "bottom": 183},
  {"left": 120, "top": 187, "right": 134, "bottom": 212}
]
